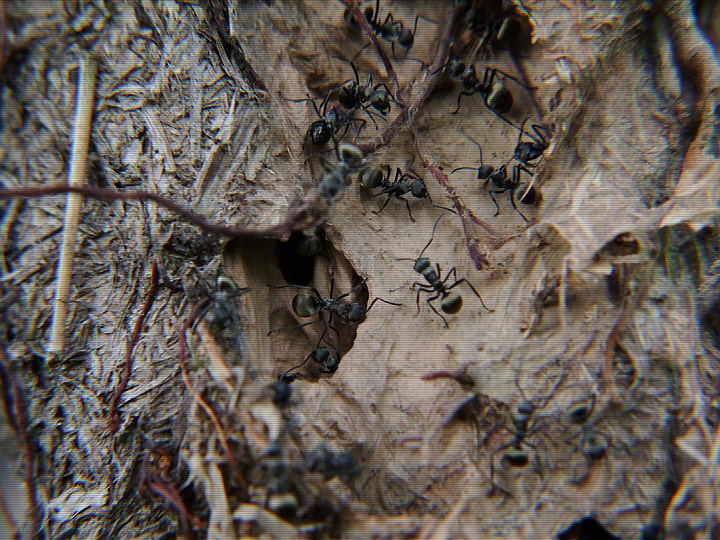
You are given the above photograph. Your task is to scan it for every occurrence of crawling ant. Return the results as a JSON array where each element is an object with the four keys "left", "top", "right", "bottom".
[
  {"left": 566, "top": 394, "right": 611, "bottom": 462},
  {"left": 280, "top": 330, "right": 341, "bottom": 380},
  {"left": 360, "top": 165, "right": 430, "bottom": 221},
  {"left": 269, "top": 275, "right": 400, "bottom": 336},
  {"left": 405, "top": 215, "right": 492, "bottom": 327},
  {"left": 200, "top": 275, "right": 251, "bottom": 333},
  {"left": 487, "top": 376, "right": 564, "bottom": 496},
  {"left": 317, "top": 143, "right": 366, "bottom": 200},
  {"left": 346, "top": 0, "right": 434, "bottom": 58},
  {"left": 441, "top": 59, "right": 528, "bottom": 127},
  {"left": 451, "top": 136, "right": 535, "bottom": 222},
  {"left": 281, "top": 91, "right": 362, "bottom": 147},
  {"left": 335, "top": 60, "right": 394, "bottom": 123}
]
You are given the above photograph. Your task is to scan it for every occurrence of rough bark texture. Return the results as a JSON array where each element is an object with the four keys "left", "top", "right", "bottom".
[{"left": 1, "top": 0, "right": 720, "bottom": 538}]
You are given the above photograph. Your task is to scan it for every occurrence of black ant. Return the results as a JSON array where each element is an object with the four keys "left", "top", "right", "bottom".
[
  {"left": 317, "top": 143, "right": 366, "bottom": 200},
  {"left": 200, "top": 275, "right": 251, "bottom": 333},
  {"left": 565, "top": 394, "right": 611, "bottom": 462},
  {"left": 451, "top": 136, "right": 535, "bottom": 222},
  {"left": 280, "top": 329, "right": 341, "bottom": 380},
  {"left": 441, "top": 59, "right": 528, "bottom": 127},
  {"left": 487, "top": 376, "right": 564, "bottom": 496},
  {"left": 346, "top": 0, "right": 433, "bottom": 58},
  {"left": 455, "top": 0, "right": 530, "bottom": 57},
  {"left": 359, "top": 165, "right": 430, "bottom": 222},
  {"left": 281, "top": 91, "right": 362, "bottom": 147},
  {"left": 512, "top": 120, "right": 551, "bottom": 169},
  {"left": 335, "top": 60, "right": 395, "bottom": 123},
  {"left": 268, "top": 276, "right": 400, "bottom": 336},
  {"left": 405, "top": 215, "right": 492, "bottom": 327}
]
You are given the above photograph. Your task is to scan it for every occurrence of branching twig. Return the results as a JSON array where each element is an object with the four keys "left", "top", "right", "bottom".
[
  {"left": 109, "top": 261, "right": 160, "bottom": 435},
  {"left": 338, "top": 0, "right": 402, "bottom": 101},
  {"left": 0, "top": 185, "right": 321, "bottom": 238},
  {"left": 350, "top": 1, "right": 457, "bottom": 155}
]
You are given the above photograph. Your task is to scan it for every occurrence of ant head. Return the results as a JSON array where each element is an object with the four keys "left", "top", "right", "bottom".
[
  {"left": 337, "top": 81, "right": 359, "bottom": 108},
  {"left": 441, "top": 291, "right": 463, "bottom": 314},
  {"left": 216, "top": 275, "right": 238, "bottom": 295},
  {"left": 326, "top": 107, "right": 348, "bottom": 130},
  {"left": 308, "top": 120, "right": 333, "bottom": 146},
  {"left": 477, "top": 164, "right": 494, "bottom": 180},
  {"left": 447, "top": 58, "right": 466, "bottom": 78},
  {"left": 370, "top": 90, "right": 391, "bottom": 114},
  {"left": 568, "top": 395, "right": 595, "bottom": 424},
  {"left": 515, "top": 401, "right": 535, "bottom": 424},
  {"left": 489, "top": 166, "right": 508, "bottom": 189},
  {"left": 410, "top": 179, "right": 427, "bottom": 198},
  {"left": 338, "top": 144, "right": 365, "bottom": 169},
  {"left": 360, "top": 167, "right": 384, "bottom": 189},
  {"left": 413, "top": 257, "right": 431, "bottom": 274},
  {"left": 398, "top": 28, "right": 414, "bottom": 48},
  {"left": 347, "top": 302, "right": 366, "bottom": 323},
  {"left": 292, "top": 293, "right": 319, "bottom": 318},
  {"left": 313, "top": 347, "right": 330, "bottom": 364},
  {"left": 323, "top": 353, "right": 340, "bottom": 373}
]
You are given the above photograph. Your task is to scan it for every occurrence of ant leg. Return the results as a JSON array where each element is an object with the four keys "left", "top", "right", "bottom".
[
  {"left": 333, "top": 279, "right": 367, "bottom": 302},
  {"left": 445, "top": 277, "right": 493, "bottom": 312},
  {"left": 530, "top": 123, "right": 551, "bottom": 146},
  {"left": 373, "top": 194, "right": 394, "bottom": 215},
  {"left": 507, "top": 188, "right": 529, "bottom": 222},
  {"left": 487, "top": 189, "right": 502, "bottom": 216},
  {"left": 488, "top": 442, "right": 513, "bottom": 496},
  {"left": 403, "top": 197, "right": 415, "bottom": 222},
  {"left": 366, "top": 296, "right": 402, "bottom": 314},
  {"left": 453, "top": 91, "right": 474, "bottom": 114},
  {"left": 412, "top": 283, "right": 434, "bottom": 314},
  {"left": 268, "top": 318, "right": 322, "bottom": 336},
  {"left": 513, "top": 163, "right": 537, "bottom": 205},
  {"left": 426, "top": 294, "right": 450, "bottom": 328},
  {"left": 485, "top": 67, "right": 532, "bottom": 89}
]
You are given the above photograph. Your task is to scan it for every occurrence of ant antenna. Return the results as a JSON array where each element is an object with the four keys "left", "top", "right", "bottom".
[{"left": 419, "top": 213, "right": 445, "bottom": 258}]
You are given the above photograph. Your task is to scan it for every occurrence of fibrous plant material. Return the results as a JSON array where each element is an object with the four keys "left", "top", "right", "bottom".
[{"left": 1, "top": 0, "right": 720, "bottom": 538}]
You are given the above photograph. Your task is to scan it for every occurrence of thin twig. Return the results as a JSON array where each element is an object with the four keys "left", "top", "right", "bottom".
[
  {"left": 352, "top": 1, "right": 456, "bottom": 155},
  {"left": 0, "top": 345, "right": 42, "bottom": 536},
  {"left": 109, "top": 261, "right": 160, "bottom": 435},
  {"left": 49, "top": 56, "right": 98, "bottom": 355},
  {"left": 413, "top": 133, "right": 496, "bottom": 270},
  {"left": 338, "top": 0, "right": 402, "bottom": 101},
  {"left": 179, "top": 299, "right": 248, "bottom": 493},
  {"left": 0, "top": 185, "right": 322, "bottom": 238}
]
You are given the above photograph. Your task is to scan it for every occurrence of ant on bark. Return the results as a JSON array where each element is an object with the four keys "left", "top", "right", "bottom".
[
  {"left": 402, "top": 215, "right": 492, "bottom": 327},
  {"left": 451, "top": 136, "right": 536, "bottom": 222},
  {"left": 344, "top": 0, "right": 435, "bottom": 59},
  {"left": 359, "top": 165, "right": 430, "bottom": 221},
  {"left": 335, "top": 60, "right": 395, "bottom": 125},
  {"left": 280, "top": 91, "right": 363, "bottom": 148},
  {"left": 439, "top": 59, "right": 529, "bottom": 129},
  {"left": 487, "top": 376, "right": 565, "bottom": 497},
  {"left": 268, "top": 275, "right": 400, "bottom": 336}
]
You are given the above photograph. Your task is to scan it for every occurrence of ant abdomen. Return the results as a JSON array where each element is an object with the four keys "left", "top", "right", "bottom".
[
  {"left": 360, "top": 167, "right": 384, "bottom": 189},
  {"left": 292, "top": 293, "right": 319, "bottom": 318},
  {"left": 440, "top": 292, "right": 462, "bottom": 314}
]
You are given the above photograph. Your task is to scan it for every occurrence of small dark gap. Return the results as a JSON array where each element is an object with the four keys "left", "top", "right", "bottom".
[{"left": 557, "top": 516, "right": 620, "bottom": 540}]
